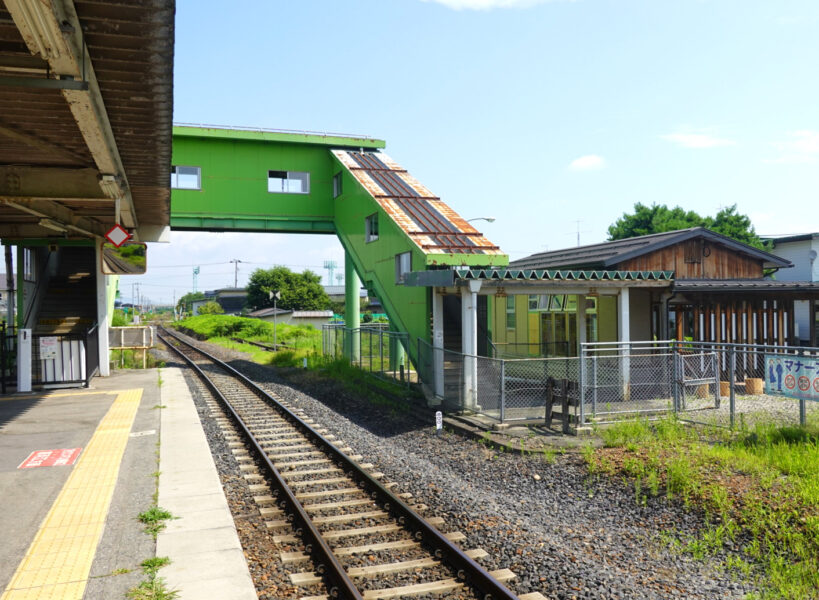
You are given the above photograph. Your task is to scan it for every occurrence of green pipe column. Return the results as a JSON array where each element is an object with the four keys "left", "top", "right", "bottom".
[
  {"left": 389, "top": 336, "right": 406, "bottom": 377},
  {"left": 345, "top": 253, "right": 360, "bottom": 362}
]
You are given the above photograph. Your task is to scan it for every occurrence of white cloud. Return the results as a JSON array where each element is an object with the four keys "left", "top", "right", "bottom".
[
  {"left": 764, "top": 130, "right": 819, "bottom": 164},
  {"left": 661, "top": 132, "right": 736, "bottom": 149},
  {"left": 569, "top": 155, "right": 607, "bottom": 171},
  {"left": 421, "top": 0, "right": 558, "bottom": 10}
]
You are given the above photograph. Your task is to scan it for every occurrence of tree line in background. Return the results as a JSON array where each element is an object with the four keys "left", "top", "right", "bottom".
[{"left": 607, "top": 203, "right": 769, "bottom": 249}]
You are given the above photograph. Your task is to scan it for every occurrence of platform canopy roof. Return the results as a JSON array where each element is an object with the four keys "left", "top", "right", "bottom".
[{"left": 0, "top": 0, "right": 174, "bottom": 242}]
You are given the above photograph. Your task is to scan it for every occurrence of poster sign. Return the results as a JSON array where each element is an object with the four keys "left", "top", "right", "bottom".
[
  {"left": 764, "top": 354, "right": 819, "bottom": 401},
  {"left": 39, "top": 336, "right": 58, "bottom": 360},
  {"left": 18, "top": 448, "right": 82, "bottom": 469}
]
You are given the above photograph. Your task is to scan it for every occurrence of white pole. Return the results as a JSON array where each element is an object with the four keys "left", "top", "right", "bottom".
[
  {"left": 432, "top": 289, "right": 444, "bottom": 398},
  {"left": 618, "top": 287, "right": 630, "bottom": 400}
]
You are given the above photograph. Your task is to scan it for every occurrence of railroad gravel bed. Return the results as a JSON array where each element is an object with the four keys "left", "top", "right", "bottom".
[{"left": 162, "top": 336, "right": 758, "bottom": 600}]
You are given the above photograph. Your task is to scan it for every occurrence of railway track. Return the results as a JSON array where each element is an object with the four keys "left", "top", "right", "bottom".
[{"left": 159, "top": 327, "right": 541, "bottom": 600}]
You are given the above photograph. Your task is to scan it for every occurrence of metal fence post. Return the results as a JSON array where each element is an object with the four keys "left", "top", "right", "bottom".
[
  {"left": 500, "top": 360, "right": 506, "bottom": 423},
  {"left": 729, "top": 346, "right": 736, "bottom": 429},
  {"left": 578, "top": 347, "right": 586, "bottom": 425},
  {"left": 800, "top": 398, "right": 807, "bottom": 427},
  {"left": 592, "top": 353, "right": 598, "bottom": 418},
  {"left": 672, "top": 341, "right": 679, "bottom": 414}
]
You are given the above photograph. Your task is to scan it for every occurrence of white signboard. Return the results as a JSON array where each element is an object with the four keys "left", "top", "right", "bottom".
[
  {"left": 435, "top": 411, "right": 443, "bottom": 432},
  {"left": 39, "top": 336, "right": 58, "bottom": 360}
]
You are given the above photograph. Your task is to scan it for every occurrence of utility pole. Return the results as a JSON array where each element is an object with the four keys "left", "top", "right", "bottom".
[{"left": 230, "top": 259, "right": 242, "bottom": 288}]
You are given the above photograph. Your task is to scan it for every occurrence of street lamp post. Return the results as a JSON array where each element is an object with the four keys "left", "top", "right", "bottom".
[{"left": 269, "top": 290, "right": 281, "bottom": 349}]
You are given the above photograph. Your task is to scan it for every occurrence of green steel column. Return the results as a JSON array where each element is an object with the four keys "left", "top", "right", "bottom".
[
  {"left": 345, "top": 253, "right": 360, "bottom": 362},
  {"left": 389, "top": 335, "right": 406, "bottom": 374}
]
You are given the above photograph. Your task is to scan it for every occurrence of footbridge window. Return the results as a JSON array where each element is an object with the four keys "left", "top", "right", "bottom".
[
  {"left": 366, "top": 213, "right": 379, "bottom": 242},
  {"left": 395, "top": 252, "right": 411, "bottom": 284},
  {"left": 268, "top": 170, "right": 310, "bottom": 194},
  {"left": 171, "top": 166, "right": 201, "bottom": 190}
]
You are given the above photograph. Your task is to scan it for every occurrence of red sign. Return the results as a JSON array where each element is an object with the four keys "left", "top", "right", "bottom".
[
  {"left": 798, "top": 376, "right": 811, "bottom": 392},
  {"left": 18, "top": 448, "right": 82, "bottom": 469},
  {"left": 105, "top": 224, "right": 130, "bottom": 247},
  {"left": 784, "top": 374, "right": 796, "bottom": 390}
]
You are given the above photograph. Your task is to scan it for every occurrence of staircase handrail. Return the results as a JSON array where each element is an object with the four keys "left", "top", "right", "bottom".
[{"left": 22, "top": 248, "right": 57, "bottom": 328}]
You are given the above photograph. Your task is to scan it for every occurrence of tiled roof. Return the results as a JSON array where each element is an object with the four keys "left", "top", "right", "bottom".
[{"left": 511, "top": 228, "right": 791, "bottom": 270}]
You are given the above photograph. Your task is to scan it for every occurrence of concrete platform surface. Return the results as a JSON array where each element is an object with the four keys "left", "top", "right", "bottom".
[{"left": 0, "top": 368, "right": 256, "bottom": 600}]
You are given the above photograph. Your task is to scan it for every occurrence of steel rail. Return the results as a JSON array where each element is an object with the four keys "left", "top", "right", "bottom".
[
  {"left": 161, "top": 327, "right": 521, "bottom": 600},
  {"left": 159, "top": 330, "right": 363, "bottom": 600}
]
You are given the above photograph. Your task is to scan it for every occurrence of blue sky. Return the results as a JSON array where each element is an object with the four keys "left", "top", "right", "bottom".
[{"left": 133, "top": 0, "right": 819, "bottom": 305}]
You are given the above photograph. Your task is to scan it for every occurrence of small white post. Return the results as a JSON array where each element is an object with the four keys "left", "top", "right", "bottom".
[{"left": 17, "top": 328, "right": 32, "bottom": 392}]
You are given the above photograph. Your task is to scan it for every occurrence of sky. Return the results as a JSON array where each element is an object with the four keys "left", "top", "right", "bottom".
[{"left": 128, "top": 0, "right": 819, "bottom": 305}]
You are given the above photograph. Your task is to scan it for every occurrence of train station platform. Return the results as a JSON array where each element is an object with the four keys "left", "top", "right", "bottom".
[{"left": 0, "top": 368, "right": 256, "bottom": 600}]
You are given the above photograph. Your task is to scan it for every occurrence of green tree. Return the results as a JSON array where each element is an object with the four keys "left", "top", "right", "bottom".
[
  {"left": 197, "top": 301, "right": 224, "bottom": 315},
  {"left": 607, "top": 203, "right": 769, "bottom": 249},
  {"left": 176, "top": 291, "right": 205, "bottom": 315},
  {"left": 246, "top": 266, "right": 330, "bottom": 311}
]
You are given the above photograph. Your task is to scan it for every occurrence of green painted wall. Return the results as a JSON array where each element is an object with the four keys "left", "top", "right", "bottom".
[
  {"left": 330, "top": 155, "right": 429, "bottom": 348},
  {"left": 169, "top": 127, "right": 466, "bottom": 361},
  {"left": 171, "top": 127, "right": 383, "bottom": 233}
]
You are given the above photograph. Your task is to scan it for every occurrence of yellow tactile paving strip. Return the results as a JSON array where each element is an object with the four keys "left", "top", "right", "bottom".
[{"left": 1, "top": 389, "right": 142, "bottom": 600}]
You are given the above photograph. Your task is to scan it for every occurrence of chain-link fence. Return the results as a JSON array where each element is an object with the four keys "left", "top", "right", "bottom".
[
  {"left": 335, "top": 333, "right": 818, "bottom": 431},
  {"left": 673, "top": 341, "right": 819, "bottom": 429},
  {"left": 582, "top": 342, "right": 676, "bottom": 421},
  {"left": 321, "top": 325, "right": 413, "bottom": 386}
]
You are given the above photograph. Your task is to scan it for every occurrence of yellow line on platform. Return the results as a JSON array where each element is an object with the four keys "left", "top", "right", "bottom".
[
  {"left": 0, "top": 390, "right": 118, "bottom": 402},
  {"left": 1, "top": 389, "right": 142, "bottom": 600}
]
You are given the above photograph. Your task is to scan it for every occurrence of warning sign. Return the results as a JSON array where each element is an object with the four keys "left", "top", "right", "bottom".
[
  {"left": 18, "top": 448, "right": 82, "bottom": 469},
  {"left": 765, "top": 355, "right": 819, "bottom": 401}
]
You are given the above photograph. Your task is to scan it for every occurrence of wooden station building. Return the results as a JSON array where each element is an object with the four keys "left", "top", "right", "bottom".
[{"left": 507, "top": 227, "right": 819, "bottom": 351}]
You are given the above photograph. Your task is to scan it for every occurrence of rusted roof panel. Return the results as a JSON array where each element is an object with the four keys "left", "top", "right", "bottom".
[{"left": 333, "top": 150, "right": 505, "bottom": 257}]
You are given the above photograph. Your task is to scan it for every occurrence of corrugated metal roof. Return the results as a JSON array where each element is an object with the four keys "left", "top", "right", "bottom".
[
  {"left": 511, "top": 228, "right": 791, "bottom": 270},
  {"left": 673, "top": 279, "right": 819, "bottom": 293},
  {"left": 333, "top": 150, "right": 505, "bottom": 257},
  {"left": 457, "top": 269, "right": 674, "bottom": 281},
  {"left": 404, "top": 268, "right": 674, "bottom": 287}
]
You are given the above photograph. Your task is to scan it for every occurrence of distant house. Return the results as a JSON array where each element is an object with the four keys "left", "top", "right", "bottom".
[
  {"left": 246, "top": 307, "right": 333, "bottom": 329},
  {"left": 0, "top": 274, "right": 12, "bottom": 318},
  {"left": 766, "top": 233, "right": 818, "bottom": 346},
  {"left": 191, "top": 288, "right": 248, "bottom": 316}
]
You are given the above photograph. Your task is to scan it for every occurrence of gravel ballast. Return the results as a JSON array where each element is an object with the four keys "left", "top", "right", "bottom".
[{"left": 161, "top": 336, "right": 758, "bottom": 600}]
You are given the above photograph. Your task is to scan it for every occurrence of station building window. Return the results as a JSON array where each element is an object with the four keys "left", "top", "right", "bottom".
[
  {"left": 395, "top": 252, "right": 411, "bottom": 284},
  {"left": 506, "top": 295, "right": 516, "bottom": 329},
  {"left": 365, "top": 213, "right": 379, "bottom": 242},
  {"left": 333, "top": 172, "right": 343, "bottom": 198},
  {"left": 170, "top": 165, "right": 201, "bottom": 190},
  {"left": 268, "top": 170, "right": 310, "bottom": 194}
]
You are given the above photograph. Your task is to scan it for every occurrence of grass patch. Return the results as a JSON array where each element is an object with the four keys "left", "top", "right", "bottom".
[
  {"left": 590, "top": 415, "right": 819, "bottom": 600},
  {"left": 126, "top": 557, "right": 177, "bottom": 600},
  {"left": 173, "top": 314, "right": 321, "bottom": 354},
  {"left": 137, "top": 506, "right": 174, "bottom": 538}
]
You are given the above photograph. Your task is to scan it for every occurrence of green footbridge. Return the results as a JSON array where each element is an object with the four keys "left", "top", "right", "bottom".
[{"left": 171, "top": 126, "right": 508, "bottom": 370}]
